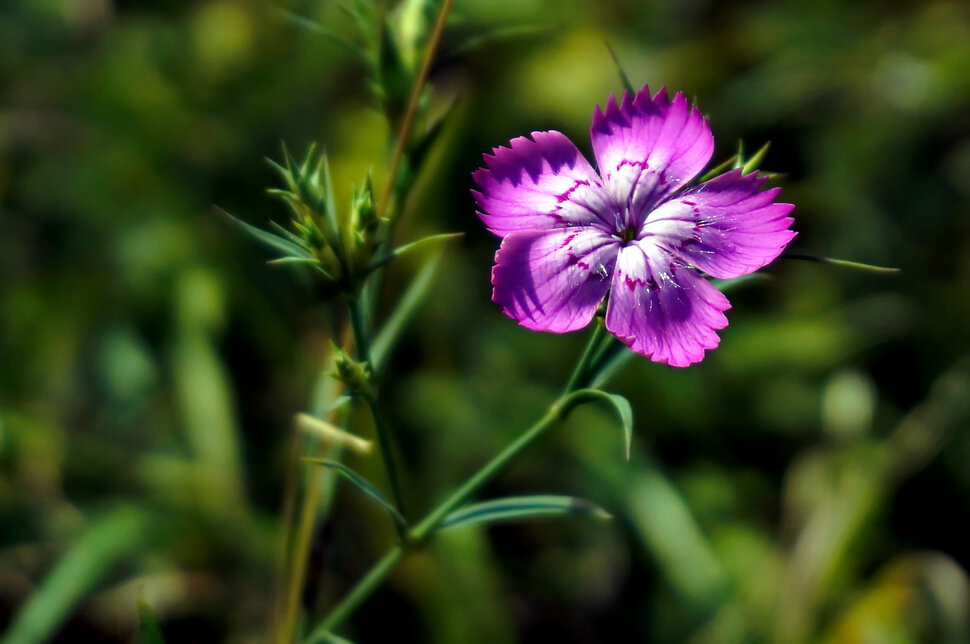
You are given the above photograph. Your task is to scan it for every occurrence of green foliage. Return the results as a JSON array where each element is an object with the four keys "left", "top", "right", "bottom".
[
  {"left": 2, "top": 508, "right": 151, "bottom": 644},
  {"left": 438, "top": 495, "right": 612, "bottom": 531},
  {"left": 561, "top": 388, "right": 634, "bottom": 460},
  {"left": 304, "top": 459, "right": 406, "bottom": 532},
  {"left": 219, "top": 207, "right": 317, "bottom": 260},
  {"left": 698, "top": 141, "right": 776, "bottom": 183},
  {"left": 367, "top": 232, "right": 462, "bottom": 272},
  {"left": 371, "top": 250, "right": 443, "bottom": 369},
  {"left": 136, "top": 599, "right": 166, "bottom": 644},
  {"left": 606, "top": 42, "right": 636, "bottom": 95}
]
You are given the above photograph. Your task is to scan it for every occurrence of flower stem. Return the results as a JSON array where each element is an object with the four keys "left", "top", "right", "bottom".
[
  {"left": 365, "top": 400, "right": 406, "bottom": 520},
  {"left": 409, "top": 402, "right": 564, "bottom": 543},
  {"left": 307, "top": 404, "right": 564, "bottom": 642},
  {"left": 304, "top": 324, "right": 606, "bottom": 641},
  {"left": 347, "top": 295, "right": 372, "bottom": 362},
  {"left": 562, "top": 319, "right": 608, "bottom": 395},
  {"left": 347, "top": 296, "right": 405, "bottom": 516}
]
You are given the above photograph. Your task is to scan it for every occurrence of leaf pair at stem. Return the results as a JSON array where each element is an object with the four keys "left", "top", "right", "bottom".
[
  {"left": 301, "top": 383, "right": 631, "bottom": 540},
  {"left": 306, "top": 457, "right": 611, "bottom": 537}
]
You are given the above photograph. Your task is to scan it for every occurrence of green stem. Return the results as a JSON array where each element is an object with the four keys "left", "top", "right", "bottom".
[
  {"left": 313, "top": 546, "right": 406, "bottom": 637},
  {"left": 366, "top": 398, "right": 406, "bottom": 519},
  {"left": 304, "top": 324, "right": 605, "bottom": 642},
  {"left": 409, "top": 403, "right": 563, "bottom": 542},
  {"left": 347, "top": 296, "right": 405, "bottom": 516},
  {"left": 562, "top": 318, "right": 607, "bottom": 395},
  {"left": 308, "top": 404, "right": 564, "bottom": 642},
  {"left": 348, "top": 297, "right": 372, "bottom": 363},
  {"left": 586, "top": 328, "right": 621, "bottom": 378}
]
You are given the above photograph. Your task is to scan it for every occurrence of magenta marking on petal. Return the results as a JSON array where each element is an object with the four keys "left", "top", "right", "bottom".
[
  {"left": 557, "top": 232, "right": 578, "bottom": 249},
  {"left": 605, "top": 242, "right": 731, "bottom": 366},
  {"left": 640, "top": 168, "right": 796, "bottom": 279},
  {"left": 477, "top": 85, "right": 795, "bottom": 366},
  {"left": 617, "top": 159, "right": 648, "bottom": 171},
  {"left": 491, "top": 228, "right": 619, "bottom": 333},
  {"left": 473, "top": 130, "right": 616, "bottom": 235},
  {"left": 590, "top": 85, "right": 715, "bottom": 221},
  {"left": 557, "top": 179, "right": 591, "bottom": 202}
]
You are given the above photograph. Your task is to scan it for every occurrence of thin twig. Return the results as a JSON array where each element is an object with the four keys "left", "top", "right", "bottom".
[
  {"left": 276, "top": 327, "right": 351, "bottom": 644},
  {"left": 377, "top": 0, "right": 454, "bottom": 219},
  {"left": 271, "top": 424, "right": 306, "bottom": 638}
]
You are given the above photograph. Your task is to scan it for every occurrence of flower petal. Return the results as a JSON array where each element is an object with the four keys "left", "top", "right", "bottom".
[
  {"left": 492, "top": 228, "right": 618, "bottom": 333},
  {"left": 641, "top": 169, "right": 796, "bottom": 279},
  {"left": 473, "top": 131, "right": 614, "bottom": 236},
  {"left": 591, "top": 87, "right": 714, "bottom": 227},
  {"left": 605, "top": 242, "right": 730, "bottom": 367}
]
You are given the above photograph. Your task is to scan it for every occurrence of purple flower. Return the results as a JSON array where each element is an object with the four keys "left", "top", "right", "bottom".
[{"left": 472, "top": 86, "right": 796, "bottom": 367}]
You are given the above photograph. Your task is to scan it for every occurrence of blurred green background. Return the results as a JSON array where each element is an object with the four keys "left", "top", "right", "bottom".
[{"left": 2, "top": 0, "right": 970, "bottom": 642}]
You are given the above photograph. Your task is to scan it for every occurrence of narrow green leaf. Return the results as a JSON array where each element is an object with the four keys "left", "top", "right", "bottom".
[
  {"left": 316, "top": 632, "right": 356, "bottom": 644},
  {"left": 3, "top": 507, "right": 150, "bottom": 644},
  {"left": 783, "top": 252, "right": 901, "bottom": 274},
  {"left": 377, "top": 18, "right": 412, "bottom": 126},
  {"left": 266, "top": 190, "right": 304, "bottom": 223},
  {"left": 173, "top": 270, "right": 249, "bottom": 513},
  {"left": 275, "top": 143, "right": 300, "bottom": 193},
  {"left": 446, "top": 25, "right": 551, "bottom": 58},
  {"left": 281, "top": 141, "right": 297, "bottom": 176},
  {"left": 563, "top": 388, "right": 634, "bottom": 460},
  {"left": 275, "top": 7, "right": 357, "bottom": 52},
  {"left": 343, "top": 0, "right": 376, "bottom": 34},
  {"left": 710, "top": 273, "right": 771, "bottom": 292},
  {"left": 299, "top": 142, "right": 318, "bottom": 179},
  {"left": 269, "top": 220, "right": 309, "bottom": 247},
  {"left": 319, "top": 153, "right": 341, "bottom": 248},
  {"left": 266, "top": 257, "right": 321, "bottom": 266},
  {"left": 733, "top": 141, "right": 746, "bottom": 169},
  {"left": 266, "top": 151, "right": 297, "bottom": 194},
  {"left": 624, "top": 465, "right": 728, "bottom": 603},
  {"left": 327, "top": 394, "right": 353, "bottom": 414},
  {"left": 402, "top": 103, "right": 456, "bottom": 185},
  {"left": 371, "top": 251, "right": 442, "bottom": 369},
  {"left": 217, "top": 207, "right": 313, "bottom": 259},
  {"left": 266, "top": 257, "right": 333, "bottom": 280},
  {"left": 368, "top": 232, "right": 463, "bottom": 273},
  {"left": 438, "top": 495, "right": 611, "bottom": 531},
  {"left": 137, "top": 599, "right": 166, "bottom": 644},
  {"left": 697, "top": 154, "right": 740, "bottom": 183},
  {"left": 303, "top": 459, "right": 406, "bottom": 531},
  {"left": 741, "top": 141, "right": 771, "bottom": 174},
  {"left": 605, "top": 42, "right": 636, "bottom": 95},
  {"left": 266, "top": 158, "right": 291, "bottom": 184}
]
